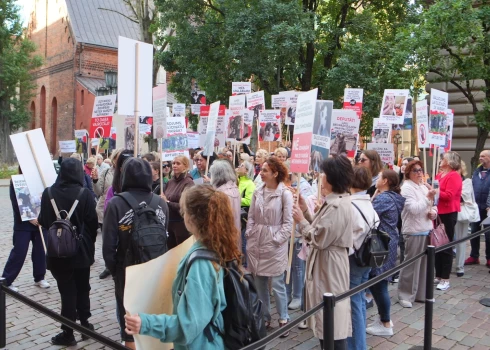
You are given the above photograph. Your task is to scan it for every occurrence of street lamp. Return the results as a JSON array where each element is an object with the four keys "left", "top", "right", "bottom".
[
  {"left": 104, "top": 70, "right": 117, "bottom": 95},
  {"left": 95, "top": 86, "right": 109, "bottom": 96}
]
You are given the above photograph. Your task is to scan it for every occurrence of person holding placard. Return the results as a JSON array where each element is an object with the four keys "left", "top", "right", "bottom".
[{"left": 245, "top": 156, "right": 293, "bottom": 336}]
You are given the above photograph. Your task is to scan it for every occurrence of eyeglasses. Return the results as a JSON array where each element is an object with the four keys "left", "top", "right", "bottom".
[
  {"left": 411, "top": 168, "right": 424, "bottom": 173},
  {"left": 162, "top": 164, "right": 170, "bottom": 168},
  {"left": 359, "top": 158, "right": 368, "bottom": 163},
  {"left": 195, "top": 158, "right": 204, "bottom": 162}
]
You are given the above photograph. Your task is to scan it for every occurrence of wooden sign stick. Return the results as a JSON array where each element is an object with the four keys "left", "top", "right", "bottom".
[
  {"left": 133, "top": 42, "right": 140, "bottom": 158},
  {"left": 286, "top": 172, "right": 301, "bottom": 284},
  {"left": 205, "top": 155, "right": 210, "bottom": 176},
  {"left": 160, "top": 138, "right": 163, "bottom": 196},
  {"left": 423, "top": 147, "right": 427, "bottom": 182},
  {"left": 257, "top": 119, "right": 261, "bottom": 150}
]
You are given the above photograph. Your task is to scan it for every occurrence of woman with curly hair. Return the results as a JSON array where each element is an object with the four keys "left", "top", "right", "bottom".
[
  {"left": 124, "top": 185, "right": 241, "bottom": 349},
  {"left": 246, "top": 156, "right": 293, "bottom": 336}
]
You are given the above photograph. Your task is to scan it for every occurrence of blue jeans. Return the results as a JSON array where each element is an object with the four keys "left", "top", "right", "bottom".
[
  {"left": 369, "top": 279, "right": 390, "bottom": 323},
  {"left": 347, "top": 256, "right": 371, "bottom": 350},
  {"left": 255, "top": 275, "right": 289, "bottom": 322},
  {"left": 284, "top": 240, "right": 305, "bottom": 302}
]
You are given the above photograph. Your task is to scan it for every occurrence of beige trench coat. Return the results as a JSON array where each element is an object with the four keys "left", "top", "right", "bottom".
[
  {"left": 298, "top": 192, "right": 353, "bottom": 340},
  {"left": 94, "top": 167, "right": 114, "bottom": 224}
]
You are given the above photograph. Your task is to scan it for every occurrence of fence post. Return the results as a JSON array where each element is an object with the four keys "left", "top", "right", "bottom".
[
  {"left": 323, "top": 293, "right": 335, "bottom": 350},
  {"left": 424, "top": 245, "right": 436, "bottom": 350},
  {"left": 0, "top": 278, "right": 6, "bottom": 348}
]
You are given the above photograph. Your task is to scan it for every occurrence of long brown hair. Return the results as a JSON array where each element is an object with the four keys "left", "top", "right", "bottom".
[
  {"left": 380, "top": 169, "right": 401, "bottom": 194},
  {"left": 180, "top": 185, "right": 241, "bottom": 266}
]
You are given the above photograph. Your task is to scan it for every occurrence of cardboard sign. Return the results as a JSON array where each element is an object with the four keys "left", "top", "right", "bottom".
[
  {"left": 310, "top": 100, "right": 333, "bottom": 172},
  {"left": 271, "top": 94, "right": 287, "bottom": 109},
  {"left": 246, "top": 91, "right": 265, "bottom": 120},
  {"left": 118, "top": 36, "right": 153, "bottom": 116},
  {"left": 372, "top": 118, "right": 391, "bottom": 144},
  {"left": 416, "top": 100, "right": 429, "bottom": 149},
  {"left": 153, "top": 84, "right": 167, "bottom": 139},
  {"left": 367, "top": 143, "right": 395, "bottom": 166},
  {"left": 12, "top": 174, "right": 40, "bottom": 221},
  {"left": 379, "top": 89, "right": 410, "bottom": 124},
  {"left": 59, "top": 140, "right": 76, "bottom": 153},
  {"left": 172, "top": 103, "right": 186, "bottom": 118},
  {"left": 187, "top": 132, "right": 199, "bottom": 149},
  {"left": 90, "top": 116, "right": 113, "bottom": 138},
  {"left": 123, "top": 116, "right": 136, "bottom": 150},
  {"left": 428, "top": 88, "right": 448, "bottom": 146},
  {"left": 139, "top": 116, "right": 153, "bottom": 135},
  {"left": 204, "top": 101, "right": 220, "bottom": 155},
  {"left": 162, "top": 117, "right": 187, "bottom": 161},
  {"left": 330, "top": 109, "right": 360, "bottom": 157},
  {"left": 191, "top": 104, "right": 202, "bottom": 115},
  {"left": 217, "top": 114, "right": 229, "bottom": 145},
  {"left": 191, "top": 90, "right": 206, "bottom": 105},
  {"left": 290, "top": 88, "right": 318, "bottom": 173},
  {"left": 444, "top": 109, "right": 454, "bottom": 151},
  {"left": 232, "top": 82, "right": 252, "bottom": 95},
  {"left": 258, "top": 110, "right": 281, "bottom": 142},
  {"left": 229, "top": 95, "right": 246, "bottom": 115},
  {"left": 343, "top": 88, "right": 363, "bottom": 118},
  {"left": 92, "top": 95, "right": 117, "bottom": 118}
]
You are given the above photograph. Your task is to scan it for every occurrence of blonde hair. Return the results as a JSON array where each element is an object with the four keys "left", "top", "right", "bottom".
[
  {"left": 70, "top": 153, "right": 81, "bottom": 161},
  {"left": 173, "top": 155, "right": 190, "bottom": 172},
  {"left": 274, "top": 147, "right": 288, "bottom": 158},
  {"left": 460, "top": 160, "right": 468, "bottom": 177},
  {"left": 255, "top": 149, "right": 269, "bottom": 160},
  {"left": 86, "top": 157, "right": 96, "bottom": 165}
]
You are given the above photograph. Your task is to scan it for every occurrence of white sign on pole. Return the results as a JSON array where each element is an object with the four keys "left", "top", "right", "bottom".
[
  {"left": 367, "top": 143, "right": 395, "bottom": 165},
  {"left": 117, "top": 36, "right": 154, "bottom": 116},
  {"left": 172, "top": 103, "right": 186, "bottom": 118},
  {"left": 204, "top": 101, "right": 220, "bottom": 155},
  {"left": 330, "top": 109, "right": 360, "bottom": 157},
  {"left": 152, "top": 84, "right": 167, "bottom": 139},
  {"left": 187, "top": 132, "right": 200, "bottom": 149},
  {"left": 11, "top": 174, "right": 40, "bottom": 221},
  {"left": 416, "top": 100, "right": 429, "bottom": 149},
  {"left": 59, "top": 140, "right": 76, "bottom": 153},
  {"left": 310, "top": 100, "right": 333, "bottom": 172},
  {"left": 444, "top": 109, "right": 454, "bottom": 151},
  {"left": 241, "top": 109, "right": 254, "bottom": 145},
  {"left": 232, "top": 82, "right": 252, "bottom": 95},
  {"left": 162, "top": 118, "right": 188, "bottom": 161},
  {"left": 379, "top": 89, "right": 410, "bottom": 124},
  {"left": 91, "top": 95, "right": 117, "bottom": 117},
  {"left": 428, "top": 88, "right": 449, "bottom": 146}
]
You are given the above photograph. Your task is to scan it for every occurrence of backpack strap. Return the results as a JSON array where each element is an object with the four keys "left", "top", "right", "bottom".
[
  {"left": 351, "top": 201, "right": 373, "bottom": 227},
  {"left": 48, "top": 187, "right": 84, "bottom": 220},
  {"left": 184, "top": 249, "right": 220, "bottom": 277},
  {"left": 67, "top": 188, "right": 85, "bottom": 220},
  {"left": 48, "top": 187, "right": 61, "bottom": 220},
  {"left": 116, "top": 192, "right": 144, "bottom": 211},
  {"left": 148, "top": 193, "right": 160, "bottom": 210}
]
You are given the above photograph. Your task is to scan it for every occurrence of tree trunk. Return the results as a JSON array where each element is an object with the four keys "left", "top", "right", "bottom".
[
  {"left": 471, "top": 126, "right": 489, "bottom": 172},
  {"left": 0, "top": 111, "right": 14, "bottom": 164}
]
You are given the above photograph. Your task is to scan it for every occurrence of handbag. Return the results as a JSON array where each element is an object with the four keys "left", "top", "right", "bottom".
[
  {"left": 457, "top": 182, "right": 480, "bottom": 223},
  {"left": 429, "top": 216, "right": 450, "bottom": 247},
  {"left": 351, "top": 202, "right": 391, "bottom": 268}
]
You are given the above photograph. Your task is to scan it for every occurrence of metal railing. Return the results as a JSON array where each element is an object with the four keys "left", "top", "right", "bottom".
[{"left": 1, "top": 225, "right": 489, "bottom": 350}]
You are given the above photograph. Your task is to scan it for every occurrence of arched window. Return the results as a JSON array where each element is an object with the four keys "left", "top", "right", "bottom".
[
  {"left": 40, "top": 86, "right": 46, "bottom": 134},
  {"left": 81, "top": 89, "right": 84, "bottom": 105},
  {"left": 30, "top": 101, "right": 36, "bottom": 129},
  {"left": 51, "top": 97, "right": 58, "bottom": 153}
]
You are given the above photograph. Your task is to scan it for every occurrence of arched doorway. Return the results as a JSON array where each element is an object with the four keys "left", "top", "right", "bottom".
[
  {"left": 30, "top": 101, "right": 36, "bottom": 129},
  {"left": 40, "top": 86, "right": 46, "bottom": 134},
  {"left": 51, "top": 97, "right": 57, "bottom": 153}
]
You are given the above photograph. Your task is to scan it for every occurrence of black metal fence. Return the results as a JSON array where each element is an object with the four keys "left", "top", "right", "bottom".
[{"left": 0, "top": 225, "right": 489, "bottom": 350}]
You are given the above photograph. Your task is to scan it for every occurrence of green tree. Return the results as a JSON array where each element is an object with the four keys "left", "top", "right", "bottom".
[
  {"left": 0, "top": 0, "right": 42, "bottom": 164},
  {"left": 411, "top": 0, "right": 490, "bottom": 170}
]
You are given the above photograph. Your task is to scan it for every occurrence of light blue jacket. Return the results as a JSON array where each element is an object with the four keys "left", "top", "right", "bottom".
[{"left": 139, "top": 241, "right": 226, "bottom": 349}]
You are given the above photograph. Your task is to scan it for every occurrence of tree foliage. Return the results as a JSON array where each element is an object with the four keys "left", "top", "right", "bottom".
[{"left": 0, "top": 0, "right": 42, "bottom": 164}]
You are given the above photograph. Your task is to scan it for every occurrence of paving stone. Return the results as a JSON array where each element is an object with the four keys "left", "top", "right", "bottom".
[{"left": 459, "top": 335, "right": 479, "bottom": 347}]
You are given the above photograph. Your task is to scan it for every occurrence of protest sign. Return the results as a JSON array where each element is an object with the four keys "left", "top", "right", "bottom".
[
  {"left": 204, "top": 101, "right": 220, "bottom": 156},
  {"left": 379, "top": 89, "right": 410, "bottom": 124},
  {"left": 125, "top": 236, "right": 196, "bottom": 350},
  {"left": 191, "top": 104, "right": 202, "bottom": 115},
  {"left": 258, "top": 110, "right": 281, "bottom": 142},
  {"left": 271, "top": 94, "right": 287, "bottom": 109},
  {"left": 92, "top": 95, "right": 117, "bottom": 118},
  {"left": 372, "top": 119, "right": 391, "bottom": 144},
  {"left": 444, "top": 109, "right": 454, "bottom": 151},
  {"left": 232, "top": 82, "right": 251, "bottom": 95},
  {"left": 111, "top": 127, "right": 117, "bottom": 140},
  {"left": 191, "top": 90, "right": 206, "bottom": 105},
  {"left": 241, "top": 109, "right": 254, "bottom": 144},
  {"left": 229, "top": 95, "right": 246, "bottom": 115},
  {"left": 162, "top": 118, "right": 188, "bottom": 161},
  {"left": 90, "top": 115, "right": 113, "bottom": 139},
  {"left": 172, "top": 103, "right": 186, "bottom": 117},
  {"left": 139, "top": 116, "right": 153, "bottom": 135},
  {"left": 367, "top": 143, "right": 395, "bottom": 166},
  {"left": 330, "top": 109, "right": 360, "bottom": 157},
  {"left": 12, "top": 174, "right": 40, "bottom": 221},
  {"left": 246, "top": 91, "right": 265, "bottom": 121},
  {"left": 343, "top": 88, "right": 363, "bottom": 118},
  {"left": 187, "top": 132, "right": 199, "bottom": 149},
  {"left": 152, "top": 84, "right": 167, "bottom": 139},
  {"left": 74, "top": 129, "right": 88, "bottom": 139},
  {"left": 428, "top": 88, "right": 448, "bottom": 146},
  {"left": 197, "top": 115, "right": 208, "bottom": 148},
  {"left": 59, "top": 140, "right": 76, "bottom": 153},
  {"left": 118, "top": 36, "right": 153, "bottom": 116},
  {"left": 91, "top": 138, "right": 100, "bottom": 147},
  {"left": 74, "top": 130, "right": 88, "bottom": 154},
  {"left": 310, "top": 100, "right": 333, "bottom": 172},
  {"left": 416, "top": 100, "right": 429, "bottom": 149},
  {"left": 10, "top": 129, "right": 57, "bottom": 206},
  {"left": 216, "top": 114, "right": 228, "bottom": 146},
  {"left": 124, "top": 116, "right": 136, "bottom": 150},
  {"left": 290, "top": 89, "right": 317, "bottom": 173}
]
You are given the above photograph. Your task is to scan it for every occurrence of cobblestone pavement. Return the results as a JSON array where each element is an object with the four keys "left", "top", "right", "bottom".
[{"left": 1, "top": 185, "right": 490, "bottom": 349}]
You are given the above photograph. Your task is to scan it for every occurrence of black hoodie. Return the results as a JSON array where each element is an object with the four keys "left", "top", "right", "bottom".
[
  {"left": 38, "top": 158, "right": 98, "bottom": 270},
  {"left": 102, "top": 158, "right": 169, "bottom": 276}
]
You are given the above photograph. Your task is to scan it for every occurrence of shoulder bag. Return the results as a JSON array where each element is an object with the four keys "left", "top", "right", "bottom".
[{"left": 429, "top": 215, "right": 450, "bottom": 247}]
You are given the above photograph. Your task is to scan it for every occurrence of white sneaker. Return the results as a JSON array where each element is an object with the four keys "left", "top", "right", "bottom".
[
  {"left": 7, "top": 285, "right": 18, "bottom": 292},
  {"left": 367, "top": 317, "right": 393, "bottom": 328},
  {"left": 399, "top": 299, "right": 412, "bottom": 308},
  {"left": 288, "top": 298, "right": 301, "bottom": 310},
  {"left": 436, "top": 280, "right": 450, "bottom": 291},
  {"left": 298, "top": 320, "right": 308, "bottom": 329},
  {"left": 366, "top": 321, "right": 394, "bottom": 336},
  {"left": 434, "top": 278, "right": 441, "bottom": 284},
  {"left": 35, "top": 280, "right": 50, "bottom": 289}
]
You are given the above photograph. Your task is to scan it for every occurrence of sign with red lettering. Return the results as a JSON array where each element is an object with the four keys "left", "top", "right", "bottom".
[
  {"left": 90, "top": 95, "right": 116, "bottom": 138},
  {"left": 330, "top": 109, "right": 360, "bottom": 158},
  {"left": 90, "top": 116, "right": 113, "bottom": 138},
  {"left": 343, "top": 88, "right": 363, "bottom": 119}
]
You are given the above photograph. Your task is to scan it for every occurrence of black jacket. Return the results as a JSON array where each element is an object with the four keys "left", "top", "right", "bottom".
[
  {"left": 102, "top": 158, "right": 169, "bottom": 276},
  {"left": 38, "top": 158, "right": 98, "bottom": 271}
]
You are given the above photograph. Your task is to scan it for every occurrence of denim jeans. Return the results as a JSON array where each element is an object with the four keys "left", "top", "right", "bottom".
[
  {"left": 347, "top": 256, "right": 371, "bottom": 350},
  {"left": 255, "top": 275, "right": 289, "bottom": 322},
  {"left": 369, "top": 279, "right": 390, "bottom": 323},
  {"left": 284, "top": 240, "right": 305, "bottom": 302}
]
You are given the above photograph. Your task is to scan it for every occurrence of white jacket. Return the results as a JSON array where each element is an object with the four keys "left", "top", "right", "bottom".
[
  {"left": 351, "top": 192, "right": 379, "bottom": 253},
  {"left": 401, "top": 180, "right": 437, "bottom": 234}
]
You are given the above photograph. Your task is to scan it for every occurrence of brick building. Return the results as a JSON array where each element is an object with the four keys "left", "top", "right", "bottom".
[{"left": 25, "top": 0, "right": 141, "bottom": 153}]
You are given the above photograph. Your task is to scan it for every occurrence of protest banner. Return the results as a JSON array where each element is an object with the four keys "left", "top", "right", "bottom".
[
  {"left": 74, "top": 130, "right": 88, "bottom": 154},
  {"left": 118, "top": 36, "right": 153, "bottom": 156},
  {"left": 330, "top": 109, "right": 360, "bottom": 157},
  {"left": 59, "top": 140, "right": 76, "bottom": 153},
  {"left": 246, "top": 91, "right": 265, "bottom": 111},
  {"left": 444, "top": 109, "right": 454, "bottom": 152},
  {"left": 310, "top": 100, "right": 333, "bottom": 172},
  {"left": 162, "top": 118, "right": 188, "bottom": 161},
  {"left": 241, "top": 109, "right": 254, "bottom": 145},
  {"left": 90, "top": 115, "right": 113, "bottom": 139},
  {"left": 204, "top": 101, "right": 220, "bottom": 158},
  {"left": 367, "top": 143, "right": 395, "bottom": 166},
  {"left": 139, "top": 116, "right": 153, "bottom": 135},
  {"left": 123, "top": 116, "right": 136, "bottom": 150},
  {"left": 199, "top": 105, "right": 226, "bottom": 148},
  {"left": 258, "top": 110, "right": 281, "bottom": 142},
  {"left": 152, "top": 84, "right": 167, "bottom": 139},
  {"left": 379, "top": 89, "right": 410, "bottom": 124},
  {"left": 343, "top": 88, "right": 363, "bottom": 118},
  {"left": 191, "top": 90, "right": 206, "bottom": 105},
  {"left": 172, "top": 103, "right": 186, "bottom": 117},
  {"left": 232, "top": 82, "right": 252, "bottom": 95},
  {"left": 12, "top": 174, "right": 40, "bottom": 221},
  {"left": 186, "top": 132, "right": 199, "bottom": 149},
  {"left": 428, "top": 88, "right": 449, "bottom": 146},
  {"left": 271, "top": 94, "right": 287, "bottom": 109},
  {"left": 125, "top": 236, "right": 196, "bottom": 350},
  {"left": 229, "top": 95, "right": 246, "bottom": 114},
  {"left": 190, "top": 104, "right": 202, "bottom": 115},
  {"left": 216, "top": 114, "right": 228, "bottom": 147},
  {"left": 416, "top": 100, "right": 429, "bottom": 149}
]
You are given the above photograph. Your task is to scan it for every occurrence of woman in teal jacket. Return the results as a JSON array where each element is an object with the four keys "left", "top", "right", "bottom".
[{"left": 124, "top": 185, "right": 242, "bottom": 349}]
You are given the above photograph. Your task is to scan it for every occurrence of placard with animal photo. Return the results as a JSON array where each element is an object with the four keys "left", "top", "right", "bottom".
[
  {"left": 162, "top": 117, "right": 188, "bottom": 161},
  {"left": 330, "top": 109, "right": 360, "bottom": 157},
  {"left": 246, "top": 91, "right": 265, "bottom": 123},
  {"left": 216, "top": 114, "right": 228, "bottom": 146},
  {"left": 310, "top": 100, "right": 333, "bottom": 173},
  {"left": 428, "top": 88, "right": 448, "bottom": 145},
  {"left": 139, "top": 116, "right": 153, "bottom": 135},
  {"left": 12, "top": 174, "right": 40, "bottom": 221},
  {"left": 124, "top": 116, "right": 136, "bottom": 150},
  {"left": 373, "top": 128, "right": 391, "bottom": 143},
  {"left": 379, "top": 89, "right": 410, "bottom": 124},
  {"left": 444, "top": 109, "right": 453, "bottom": 151},
  {"left": 241, "top": 109, "right": 254, "bottom": 145},
  {"left": 226, "top": 113, "right": 244, "bottom": 141},
  {"left": 258, "top": 110, "right": 281, "bottom": 142},
  {"left": 416, "top": 100, "right": 429, "bottom": 149},
  {"left": 172, "top": 103, "right": 186, "bottom": 118}
]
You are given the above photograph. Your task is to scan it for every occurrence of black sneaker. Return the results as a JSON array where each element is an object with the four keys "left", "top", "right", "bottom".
[
  {"left": 99, "top": 268, "right": 111, "bottom": 279},
  {"left": 81, "top": 323, "right": 94, "bottom": 341},
  {"left": 51, "top": 331, "right": 77, "bottom": 346}
]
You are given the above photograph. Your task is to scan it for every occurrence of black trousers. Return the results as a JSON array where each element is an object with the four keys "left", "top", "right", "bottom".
[
  {"left": 50, "top": 267, "right": 91, "bottom": 334},
  {"left": 114, "top": 270, "right": 134, "bottom": 342},
  {"left": 435, "top": 212, "right": 458, "bottom": 280},
  {"left": 469, "top": 209, "right": 490, "bottom": 259},
  {"left": 319, "top": 338, "right": 347, "bottom": 350},
  {"left": 167, "top": 221, "right": 190, "bottom": 250}
]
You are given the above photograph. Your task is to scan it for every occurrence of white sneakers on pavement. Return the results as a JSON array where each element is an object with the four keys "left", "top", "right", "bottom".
[
  {"left": 366, "top": 319, "right": 394, "bottom": 336},
  {"left": 288, "top": 298, "right": 301, "bottom": 310},
  {"left": 436, "top": 280, "right": 450, "bottom": 291},
  {"left": 7, "top": 285, "right": 19, "bottom": 292},
  {"left": 298, "top": 320, "right": 308, "bottom": 329},
  {"left": 398, "top": 299, "right": 413, "bottom": 308},
  {"left": 35, "top": 280, "right": 50, "bottom": 289}
]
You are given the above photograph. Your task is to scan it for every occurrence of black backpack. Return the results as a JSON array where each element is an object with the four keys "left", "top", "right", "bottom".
[
  {"left": 115, "top": 192, "right": 168, "bottom": 266},
  {"left": 46, "top": 188, "right": 84, "bottom": 258},
  {"left": 182, "top": 249, "right": 266, "bottom": 349}
]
